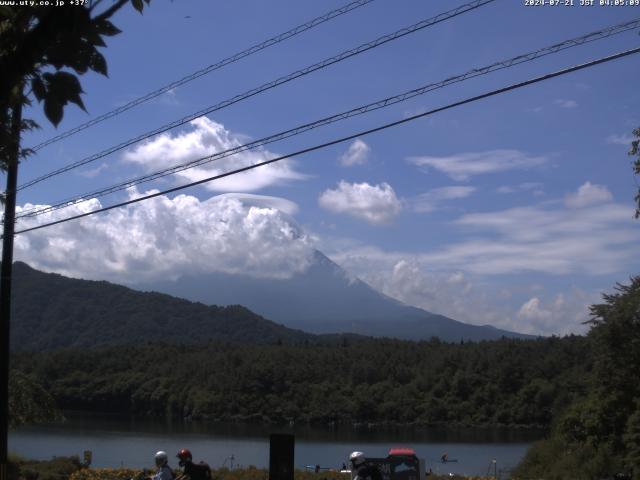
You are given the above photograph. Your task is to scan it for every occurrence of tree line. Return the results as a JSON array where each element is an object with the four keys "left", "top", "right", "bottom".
[
  {"left": 11, "top": 276, "right": 640, "bottom": 477},
  {"left": 12, "top": 334, "right": 591, "bottom": 428},
  {"left": 513, "top": 276, "right": 640, "bottom": 479}
]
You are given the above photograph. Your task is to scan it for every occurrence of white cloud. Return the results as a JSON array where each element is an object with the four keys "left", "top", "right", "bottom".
[
  {"left": 414, "top": 186, "right": 475, "bottom": 213},
  {"left": 517, "top": 291, "right": 593, "bottom": 335},
  {"left": 157, "top": 88, "right": 180, "bottom": 106},
  {"left": 318, "top": 181, "right": 402, "bottom": 225},
  {"left": 329, "top": 185, "right": 638, "bottom": 278},
  {"left": 554, "top": 99, "right": 578, "bottom": 109},
  {"left": 12, "top": 191, "right": 314, "bottom": 283},
  {"left": 564, "top": 182, "right": 613, "bottom": 208},
  {"left": 326, "top": 249, "right": 593, "bottom": 335},
  {"left": 218, "top": 193, "right": 299, "bottom": 216},
  {"left": 77, "top": 162, "right": 108, "bottom": 178},
  {"left": 318, "top": 182, "right": 637, "bottom": 332},
  {"left": 339, "top": 139, "right": 370, "bottom": 166},
  {"left": 123, "top": 117, "right": 306, "bottom": 192},
  {"left": 408, "top": 149, "right": 548, "bottom": 181},
  {"left": 447, "top": 202, "right": 634, "bottom": 275},
  {"left": 606, "top": 133, "right": 635, "bottom": 146},
  {"left": 496, "top": 182, "right": 543, "bottom": 195}
]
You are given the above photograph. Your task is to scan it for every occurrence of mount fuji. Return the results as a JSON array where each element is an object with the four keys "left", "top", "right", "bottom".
[{"left": 139, "top": 250, "right": 532, "bottom": 342}]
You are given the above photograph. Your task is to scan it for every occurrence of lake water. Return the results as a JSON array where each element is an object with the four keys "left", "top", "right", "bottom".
[{"left": 9, "top": 413, "right": 544, "bottom": 477}]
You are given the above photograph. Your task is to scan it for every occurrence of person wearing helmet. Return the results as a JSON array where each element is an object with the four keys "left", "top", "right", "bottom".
[
  {"left": 176, "top": 448, "right": 211, "bottom": 480},
  {"left": 149, "top": 451, "right": 174, "bottom": 480},
  {"left": 349, "top": 452, "right": 382, "bottom": 480}
]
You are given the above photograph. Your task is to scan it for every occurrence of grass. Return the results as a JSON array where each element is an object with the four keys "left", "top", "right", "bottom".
[
  {"left": 8, "top": 454, "right": 83, "bottom": 480},
  {"left": 8, "top": 457, "right": 495, "bottom": 480}
]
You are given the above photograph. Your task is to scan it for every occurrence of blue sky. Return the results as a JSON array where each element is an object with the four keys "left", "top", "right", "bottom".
[{"left": 8, "top": 0, "right": 640, "bottom": 335}]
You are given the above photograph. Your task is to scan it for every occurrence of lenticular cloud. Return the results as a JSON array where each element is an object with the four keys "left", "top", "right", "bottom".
[{"left": 122, "top": 117, "right": 306, "bottom": 192}]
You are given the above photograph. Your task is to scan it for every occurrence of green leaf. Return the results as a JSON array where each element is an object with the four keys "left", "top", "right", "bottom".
[
  {"left": 67, "top": 91, "right": 86, "bottom": 111},
  {"left": 89, "top": 51, "right": 108, "bottom": 76},
  {"left": 94, "top": 19, "right": 121, "bottom": 37},
  {"left": 50, "top": 71, "right": 84, "bottom": 96},
  {"left": 45, "top": 37, "right": 84, "bottom": 71},
  {"left": 131, "top": 0, "right": 144, "bottom": 13},
  {"left": 52, "top": 71, "right": 86, "bottom": 111},
  {"left": 44, "top": 96, "right": 64, "bottom": 127},
  {"left": 21, "top": 119, "right": 40, "bottom": 132},
  {"left": 20, "top": 147, "right": 36, "bottom": 159},
  {"left": 41, "top": 71, "right": 87, "bottom": 125},
  {"left": 0, "top": 6, "right": 14, "bottom": 18},
  {"left": 85, "top": 28, "right": 107, "bottom": 48},
  {"left": 67, "top": 42, "right": 93, "bottom": 75},
  {"left": 31, "top": 77, "right": 46, "bottom": 102}
]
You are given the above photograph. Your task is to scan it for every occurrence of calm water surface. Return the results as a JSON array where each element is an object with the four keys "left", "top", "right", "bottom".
[{"left": 9, "top": 413, "right": 544, "bottom": 477}]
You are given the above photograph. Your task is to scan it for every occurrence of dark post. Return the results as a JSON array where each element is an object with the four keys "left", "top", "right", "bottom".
[
  {"left": 269, "top": 434, "right": 294, "bottom": 480},
  {"left": 0, "top": 98, "right": 23, "bottom": 480}
]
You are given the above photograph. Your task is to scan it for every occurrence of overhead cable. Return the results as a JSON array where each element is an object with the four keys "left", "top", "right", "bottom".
[
  {"left": 18, "top": 0, "right": 496, "bottom": 191},
  {"left": 17, "top": 18, "right": 640, "bottom": 219},
  {"left": 12, "top": 45, "right": 640, "bottom": 236},
  {"left": 29, "top": 0, "right": 377, "bottom": 152}
]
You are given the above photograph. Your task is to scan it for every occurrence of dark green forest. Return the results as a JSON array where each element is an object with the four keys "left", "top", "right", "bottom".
[
  {"left": 10, "top": 262, "right": 317, "bottom": 350},
  {"left": 513, "top": 277, "right": 640, "bottom": 479},
  {"left": 13, "top": 335, "right": 590, "bottom": 428},
  {"left": 9, "top": 262, "right": 640, "bottom": 477}
]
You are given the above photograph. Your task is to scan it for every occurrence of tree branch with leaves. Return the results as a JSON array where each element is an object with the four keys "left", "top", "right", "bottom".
[
  {"left": 0, "top": 0, "right": 151, "bottom": 471},
  {"left": 0, "top": 0, "right": 150, "bottom": 169},
  {"left": 629, "top": 127, "right": 640, "bottom": 218}
]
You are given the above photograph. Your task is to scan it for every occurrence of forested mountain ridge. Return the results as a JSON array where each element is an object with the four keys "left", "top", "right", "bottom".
[
  {"left": 9, "top": 261, "right": 316, "bottom": 351},
  {"left": 12, "top": 335, "right": 591, "bottom": 428},
  {"left": 9, "top": 261, "right": 530, "bottom": 350}
]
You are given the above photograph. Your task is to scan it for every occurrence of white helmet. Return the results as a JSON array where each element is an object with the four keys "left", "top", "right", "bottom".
[
  {"left": 350, "top": 451, "right": 365, "bottom": 467},
  {"left": 155, "top": 451, "right": 168, "bottom": 467}
]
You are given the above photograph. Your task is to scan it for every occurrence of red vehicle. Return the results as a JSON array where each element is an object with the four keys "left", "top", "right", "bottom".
[
  {"left": 388, "top": 448, "right": 417, "bottom": 458},
  {"left": 360, "top": 448, "right": 423, "bottom": 480}
]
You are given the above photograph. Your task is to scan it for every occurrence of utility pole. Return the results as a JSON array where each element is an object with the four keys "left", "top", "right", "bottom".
[{"left": 0, "top": 94, "right": 23, "bottom": 480}]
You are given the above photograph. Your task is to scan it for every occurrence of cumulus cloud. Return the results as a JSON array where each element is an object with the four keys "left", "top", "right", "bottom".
[
  {"left": 414, "top": 186, "right": 475, "bottom": 213},
  {"left": 408, "top": 149, "right": 548, "bottom": 181},
  {"left": 339, "top": 139, "right": 370, "bottom": 166},
  {"left": 517, "top": 291, "right": 593, "bottom": 335},
  {"left": 326, "top": 249, "right": 593, "bottom": 335},
  {"left": 122, "top": 117, "right": 306, "bottom": 192},
  {"left": 564, "top": 182, "right": 613, "bottom": 208},
  {"left": 12, "top": 191, "right": 314, "bottom": 283},
  {"left": 318, "top": 181, "right": 402, "bottom": 225},
  {"left": 554, "top": 99, "right": 578, "bottom": 109}
]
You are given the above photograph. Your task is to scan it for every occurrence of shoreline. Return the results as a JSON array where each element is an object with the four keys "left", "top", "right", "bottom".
[{"left": 8, "top": 457, "right": 499, "bottom": 480}]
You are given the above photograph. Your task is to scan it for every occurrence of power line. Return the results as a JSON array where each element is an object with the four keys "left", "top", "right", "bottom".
[
  {"left": 12, "top": 45, "right": 640, "bottom": 237},
  {"left": 18, "top": 0, "right": 496, "bottom": 191},
  {"left": 29, "top": 0, "right": 376, "bottom": 152},
  {"left": 16, "top": 18, "right": 640, "bottom": 220}
]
